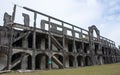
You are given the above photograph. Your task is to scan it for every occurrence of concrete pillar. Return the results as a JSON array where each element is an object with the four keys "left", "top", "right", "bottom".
[
  {"left": 32, "top": 53, "right": 35, "bottom": 70},
  {"left": 65, "top": 56, "right": 69, "bottom": 68},
  {"left": 0, "top": 54, "right": 7, "bottom": 70},
  {"left": 40, "top": 56, "right": 46, "bottom": 69},
  {"left": 74, "top": 56, "right": 78, "bottom": 67},
  {"left": 100, "top": 57, "right": 103, "bottom": 64},
  {"left": 22, "top": 13, "right": 30, "bottom": 26},
  {"left": 3, "top": 12, "right": 11, "bottom": 26},
  {"left": 48, "top": 56, "right": 52, "bottom": 70},
  {"left": 63, "top": 55, "right": 65, "bottom": 68},
  {"left": 21, "top": 55, "right": 28, "bottom": 70}
]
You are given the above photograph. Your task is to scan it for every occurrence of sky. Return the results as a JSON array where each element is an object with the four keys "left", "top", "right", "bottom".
[{"left": 0, "top": 0, "right": 120, "bottom": 47}]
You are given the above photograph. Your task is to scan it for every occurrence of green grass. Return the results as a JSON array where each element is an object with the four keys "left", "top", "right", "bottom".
[{"left": 1, "top": 63, "right": 120, "bottom": 75}]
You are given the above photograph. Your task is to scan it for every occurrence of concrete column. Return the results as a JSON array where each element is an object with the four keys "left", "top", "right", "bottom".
[
  {"left": 32, "top": 53, "right": 35, "bottom": 70},
  {"left": 100, "top": 56, "right": 103, "bottom": 65},
  {"left": 65, "top": 56, "right": 69, "bottom": 68},
  {"left": 48, "top": 53, "right": 52, "bottom": 70},
  {"left": 22, "top": 13, "right": 30, "bottom": 26},
  {"left": 63, "top": 55, "right": 65, "bottom": 68},
  {"left": 0, "top": 54, "right": 7, "bottom": 70},
  {"left": 74, "top": 56, "right": 78, "bottom": 67},
  {"left": 21, "top": 55, "right": 28, "bottom": 70},
  {"left": 40, "top": 56, "right": 46, "bottom": 69}
]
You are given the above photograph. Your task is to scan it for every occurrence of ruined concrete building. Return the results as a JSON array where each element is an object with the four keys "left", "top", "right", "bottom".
[{"left": 0, "top": 5, "right": 120, "bottom": 70}]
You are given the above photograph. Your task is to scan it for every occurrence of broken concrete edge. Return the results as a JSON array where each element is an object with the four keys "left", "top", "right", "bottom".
[
  {"left": 0, "top": 70, "right": 11, "bottom": 74},
  {"left": 0, "top": 70, "right": 34, "bottom": 74},
  {"left": 16, "top": 70, "right": 34, "bottom": 73}
]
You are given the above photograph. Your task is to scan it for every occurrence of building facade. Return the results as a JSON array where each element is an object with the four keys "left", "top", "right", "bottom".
[{"left": 0, "top": 5, "right": 120, "bottom": 70}]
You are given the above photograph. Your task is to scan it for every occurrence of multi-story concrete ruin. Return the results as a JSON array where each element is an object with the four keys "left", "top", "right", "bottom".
[{"left": 0, "top": 5, "right": 120, "bottom": 70}]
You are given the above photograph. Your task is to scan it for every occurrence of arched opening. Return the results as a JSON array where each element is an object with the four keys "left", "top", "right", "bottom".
[
  {"left": 11, "top": 52, "right": 22, "bottom": 70},
  {"left": 77, "top": 55, "right": 84, "bottom": 66},
  {"left": 68, "top": 55, "right": 75, "bottom": 67},
  {"left": 89, "top": 25, "right": 100, "bottom": 55},
  {"left": 11, "top": 52, "right": 31, "bottom": 70},
  {"left": 35, "top": 53, "right": 49, "bottom": 70},
  {"left": 93, "top": 30, "right": 98, "bottom": 38},
  {"left": 85, "top": 56, "right": 92, "bottom": 66},
  {"left": 89, "top": 25, "right": 100, "bottom": 40},
  {"left": 52, "top": 54, "right": 63, "bottom": 69}
]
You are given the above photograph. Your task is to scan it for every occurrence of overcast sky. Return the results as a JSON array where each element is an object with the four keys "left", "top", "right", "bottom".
[{"left": 0, "top": 0, "right": 120, "bottom": 46}]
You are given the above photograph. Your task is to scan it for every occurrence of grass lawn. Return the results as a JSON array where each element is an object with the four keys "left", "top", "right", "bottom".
[{"left": 1, "top": 63, "right": 120, "bottom": 75}]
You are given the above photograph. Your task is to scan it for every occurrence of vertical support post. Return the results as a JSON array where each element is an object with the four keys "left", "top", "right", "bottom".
[
  {"left": 11, "top": 5, "right": 16, "bottom": 22},
  {"left": 88, "top": 25, "right": 101, "bottom": 65},
  {"left": 72, "top": 26, "right": 76, "bottom": 53},
  {"left": 7, "top": 4, "right": 16, "bottom": 70},
  {"left": 81, "top": 56, "right": 85, "bottom": 67},
  {"left": 32, "top": 12, "right": 37, "bottom": 70},
  {"left": 48, "top": 17, "right": 51, "bottom": 69},
  {"left": 40, "top": 56, "right": 46, "bottom": 69},
  {"left": 88, "top": 26, "right": 94, "bottom": 65},
  {"left": 48, "top": 18, "right": 51, "bottom": 51},
  {"left": 62, "top": 22, "right": 65, "bottom": 68},
  {"left": 72, "top": 26, "right": 77, "bottom": 67},
  {"left": 81, "top": 30, "right": 84, "bottom": 53},
  {"left": 74, "top": 56, "right": 78, "bottom": 67},
  {"left": 21, "top": 54, "right": 28, "bottom": 70}
]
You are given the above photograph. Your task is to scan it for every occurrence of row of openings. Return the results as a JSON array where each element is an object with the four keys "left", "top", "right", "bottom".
[
  {"left": 11, "top": 53, "right": 94, "bottom": 70},
  {"left": 13, "top": 31, "right": 100, "bottom": 53},
  {"left": 102, "top": 47, "right": 113, "bottom": 55}
]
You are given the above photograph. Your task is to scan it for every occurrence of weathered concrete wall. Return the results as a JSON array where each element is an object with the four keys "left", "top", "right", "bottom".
[
  {"left": 0, "top": 5, "right": 120, "bottom": 71},
  {"left": 0, "top": 54, "right": 7, "bottom": 70}
]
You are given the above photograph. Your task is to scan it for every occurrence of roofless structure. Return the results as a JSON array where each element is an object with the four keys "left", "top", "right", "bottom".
[{"left": 0, "top": 5, "right": 120, "bottom": 70}]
